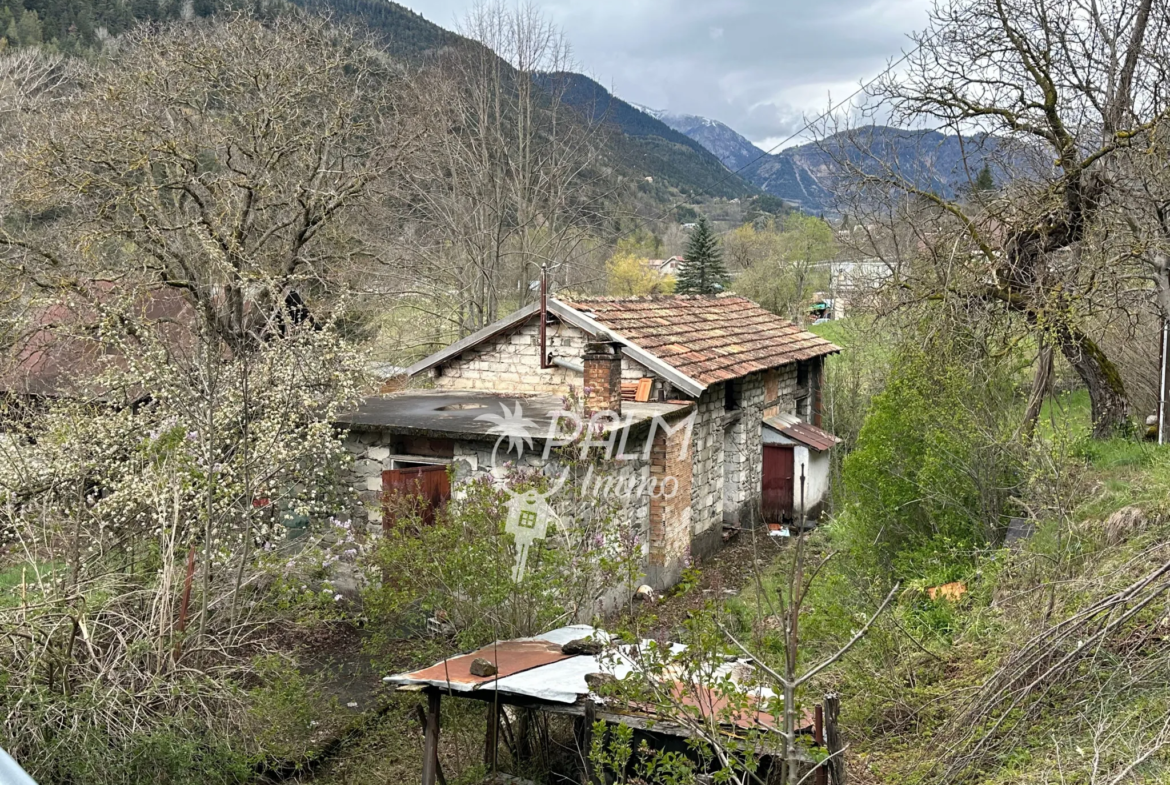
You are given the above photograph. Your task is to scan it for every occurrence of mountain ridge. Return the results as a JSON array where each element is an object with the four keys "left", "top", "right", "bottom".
[
  {"left": 637, "top": 103, "right": 1010, "bottom": 213},
  {"left": 631, "top": 104, "right": 767, "bottom": 174},
  {"left": 295, "top": 0, "right": 758, "bottom": 200}
]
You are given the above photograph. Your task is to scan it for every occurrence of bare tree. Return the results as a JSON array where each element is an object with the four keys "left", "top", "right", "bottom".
[
  {"left": 1, "top": 14, "right": 418, "bottom": 353},
  {"left": 824, "top": 0, "right": 1170, "bottom": 436},
  {"left": 382, "top": 0, "right": 618, "bottom": 338}
]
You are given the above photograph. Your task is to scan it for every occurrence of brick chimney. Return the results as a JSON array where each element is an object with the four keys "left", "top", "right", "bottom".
[{"left": 583, "top": 338, "right": 622, "bottom": 417}]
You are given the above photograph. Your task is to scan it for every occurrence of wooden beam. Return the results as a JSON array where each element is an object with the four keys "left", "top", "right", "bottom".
[
  {"left": 422, "top": 691, "right": 441, "bottom": 785},
  {"left": 485, "top": 701, "right": 500, "bottom": 771},
  {"left": 824, "top": 693, "right": 845, "bottom": 785}
]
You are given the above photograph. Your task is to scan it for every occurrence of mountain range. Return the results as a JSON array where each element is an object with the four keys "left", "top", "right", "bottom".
[
  {"left": 5, "top": 0, "right": 1000, "bottom": 213},
  {"left": 307, "top": 0, "right": 1006, "bottom": 213}
]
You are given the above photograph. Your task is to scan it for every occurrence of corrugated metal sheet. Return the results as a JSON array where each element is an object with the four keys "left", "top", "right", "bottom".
[
  {"left": 385, "top": 626, "right": 809, "bottom": 734},
  {"left": 781, "top": 422, "right": 840, "bottom": 452},
  {"left": 763, "top": 415, "right": 841, "bottom": 452}
]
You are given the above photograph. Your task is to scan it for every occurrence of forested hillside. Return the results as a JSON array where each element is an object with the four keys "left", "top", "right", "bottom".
[
  {"left": 298, "top": 0, "right": 756, "bottom": 199},
  {"left": 543, "top": 71, "right": 758, "bottom": 199},
  {"left": 0, "top": 0, "right": 217, "bottom": 51},
  {"left": 0, "top": 0, "right": 756, "bottom": 200}
]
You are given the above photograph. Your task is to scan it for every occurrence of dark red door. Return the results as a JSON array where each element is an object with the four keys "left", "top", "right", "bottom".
[
  {"left": 761, "top": 446, "right": 794, "bottom": 523},
  {"left": 382, "top": 464, "right": 450, "bottom": 531}
]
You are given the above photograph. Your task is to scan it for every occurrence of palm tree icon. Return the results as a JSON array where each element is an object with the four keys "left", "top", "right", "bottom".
[{"left": 476, "top": 402, "right": 538, "bottom": 465}]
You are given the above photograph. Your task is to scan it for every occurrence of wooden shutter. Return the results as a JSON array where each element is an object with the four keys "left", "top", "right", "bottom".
[{"left": 382, "top": 464, "right": 450, "bottom": 531}]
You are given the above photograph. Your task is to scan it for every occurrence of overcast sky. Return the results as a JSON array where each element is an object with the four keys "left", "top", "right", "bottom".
[{"left": 396, "top": 0, "right": 932, "bottom": 150}]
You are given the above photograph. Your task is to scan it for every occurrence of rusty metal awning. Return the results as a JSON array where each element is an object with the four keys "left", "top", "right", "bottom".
[
  {"left": 384, "top": 625, "right": 813, "bottom": 736},
  {"left": 763, "top": 414, "right": 841, "bottom": 452}
]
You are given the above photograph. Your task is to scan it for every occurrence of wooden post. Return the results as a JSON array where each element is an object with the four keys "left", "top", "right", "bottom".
[
  {"left": 575, "top": 699, "right": 597, "bottom": 784},
  {"left": 174, "top": 544, "right": 197, "bottom": 659},
  {"left": 422, "top": 691, "right": 441, "bottom": 785},
  {"left": 824, "top": 692, "right": 845, "bottom": 785},
  {"left": 814, "top": 703, "right": 826, "bottom": 785},
  {"left": 1160, "top": 318, "right": 1169, "bottom": 444},
  {"left": 484, "top": 701, "right": 499, "bottom": 771}
]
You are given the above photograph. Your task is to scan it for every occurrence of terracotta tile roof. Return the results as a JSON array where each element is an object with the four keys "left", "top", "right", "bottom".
[{"left": 562, "top": 295, "right": 840, "bottom": 386}]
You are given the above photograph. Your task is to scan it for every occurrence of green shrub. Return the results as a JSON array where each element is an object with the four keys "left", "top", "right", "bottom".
[{"left": 835, "top": 326, "right": 1025, "bottom": 581}]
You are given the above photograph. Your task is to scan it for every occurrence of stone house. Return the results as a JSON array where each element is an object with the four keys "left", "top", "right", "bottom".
[{"left": 338, "top": 295, "right": 840, "bottom": 590}]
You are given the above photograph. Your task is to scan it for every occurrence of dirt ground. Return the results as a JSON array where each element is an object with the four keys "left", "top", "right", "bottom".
[{"left": 644, "top": 528, "right": 786, "bottom": 638}]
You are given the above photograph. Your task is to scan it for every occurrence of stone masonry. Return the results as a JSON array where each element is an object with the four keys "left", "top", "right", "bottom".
[
  {"left": 431, "top": 318, "right": 658, "bottom": 395},
  {"left": 647, "top": 414, "right": 694, "bottom": 589},
  {"left": 723, "top": 372, "right": 767, "bottom": 528}
]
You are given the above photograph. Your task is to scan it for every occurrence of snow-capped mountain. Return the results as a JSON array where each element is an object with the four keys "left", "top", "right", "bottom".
[{"left": 632, "top": 104, "right": 766, "bottom": 173}]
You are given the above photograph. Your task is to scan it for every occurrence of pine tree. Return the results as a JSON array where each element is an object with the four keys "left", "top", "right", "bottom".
[
  {"left": 675, "top": 216, "right": 729, "bottom": 295},
  {"left": 974, "top": 163, "right": 996, "bottom": 192}
]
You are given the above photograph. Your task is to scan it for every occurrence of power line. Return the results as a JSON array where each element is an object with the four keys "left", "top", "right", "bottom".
[{"left": 628, "top": 30, "right": 941, "bottom": 234}]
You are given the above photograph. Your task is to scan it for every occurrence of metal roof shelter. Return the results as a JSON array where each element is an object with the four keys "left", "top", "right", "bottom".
[
  {"left": 386, "top": 625, "right": 818, "bottom": 785},
  {"left": 763, "top": 413, "right": 842, "bottom": 452}
]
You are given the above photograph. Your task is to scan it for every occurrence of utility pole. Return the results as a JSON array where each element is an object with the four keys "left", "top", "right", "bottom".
[{"left": 1160, "top": 318, "right": 1168, "bottom": 445}]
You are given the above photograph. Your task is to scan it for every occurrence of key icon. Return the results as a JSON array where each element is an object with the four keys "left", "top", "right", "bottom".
[{"left": 505, "top": 488, "right": 555, "bottom": 582}]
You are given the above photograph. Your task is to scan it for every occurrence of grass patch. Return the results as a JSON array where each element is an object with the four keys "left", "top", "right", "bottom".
[
  {"left": 0, "top": 561, "right": 62, "bottom": 608},
  {"left": 810, "top": 319, "right": 851, "bottom": 347}
]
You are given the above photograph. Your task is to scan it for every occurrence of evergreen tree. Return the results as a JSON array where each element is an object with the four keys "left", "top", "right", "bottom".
[
  {"left": 16, "top": 8, "right": 40, "bottom": 45},
  {"left": 974, "top": 163, "right": 996, "bottom": 192},
  {"left": 675, "top": 216, "right": 729, "bottom": 295}
]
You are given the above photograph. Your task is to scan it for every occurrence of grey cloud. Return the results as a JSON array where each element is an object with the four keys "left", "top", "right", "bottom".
[{"left": 400, "top": 0, "right": 930, "bottom": 146}]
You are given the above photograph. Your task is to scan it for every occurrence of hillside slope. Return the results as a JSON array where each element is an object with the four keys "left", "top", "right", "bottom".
[
  {"left": 634, "top": 105, "right": 765, "bottom": 173},
  {"left": 545, "top": 73, "right": 757, "bottom": 199},
  {"left": 3, "top": 0, "right": 757, "bottom": 201},
  {"left": 297, "top": 0, "right": 757, "bottom": 199}
]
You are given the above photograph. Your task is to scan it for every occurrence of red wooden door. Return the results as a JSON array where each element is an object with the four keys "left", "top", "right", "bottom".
[
  {"left": 382, "top": 465, "right": 450, "bottom": 530},
  {"left": 761, "top": 446, "right": 794, "bottom": 523}
]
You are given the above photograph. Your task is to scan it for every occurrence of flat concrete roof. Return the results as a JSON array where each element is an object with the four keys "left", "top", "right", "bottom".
[{"left": 337, "top": 390, "right": 692, "bottom": 441}]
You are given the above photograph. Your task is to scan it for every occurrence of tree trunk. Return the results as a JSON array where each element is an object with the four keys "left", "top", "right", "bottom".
[
  {"left": 1053, "top": 323, "right": 1128, "bottom": 438},
  {"left": 1021, "top": 342, "right": 1054, "bottom": 441}
]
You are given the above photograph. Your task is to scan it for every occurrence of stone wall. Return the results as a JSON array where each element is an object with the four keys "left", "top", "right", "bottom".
[
  {"left": 647, "top": 414, "right": 694, "bottom": 589},
  {"left": 688, "top": 384, "right": 726, "bottom": 558},
  {"left": 431, "top": 319, "right": 653, "bottom": 395},
  {"left": 723, "top": 372, "right": 766, "bottom": 528},
  {"left": 688, "top": 364, "right": 806, "bottom": 557},
  {"left": 341, "top": 427, "right": 657, "bottom": 602},
  {"left": 763, "top": 365, "right": 800, "bottom": 419},
  {"left": 432, "top": 319, "right": 584, "bottom": 393}
]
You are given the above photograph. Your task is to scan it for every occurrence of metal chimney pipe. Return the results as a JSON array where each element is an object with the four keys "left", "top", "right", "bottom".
[{"left": 540, "top": 264, "right": 549, "bottom": 369}]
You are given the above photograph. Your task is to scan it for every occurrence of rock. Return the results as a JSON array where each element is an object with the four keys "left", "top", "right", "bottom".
[
  {"left": 561, "top": 638, "right": 604, "bottom": 656},
  {"left": 1105, "top": 506, "right": 1149, "bottom": 545},
  {"left": 469, "top": 657, "right": 498, "bottom": 677},
  {"left": 330, "top": 562, "right": 362, "bottom": 603},
  {"left": 585, "top": 672, "right": 617, "bottom": 691}
]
